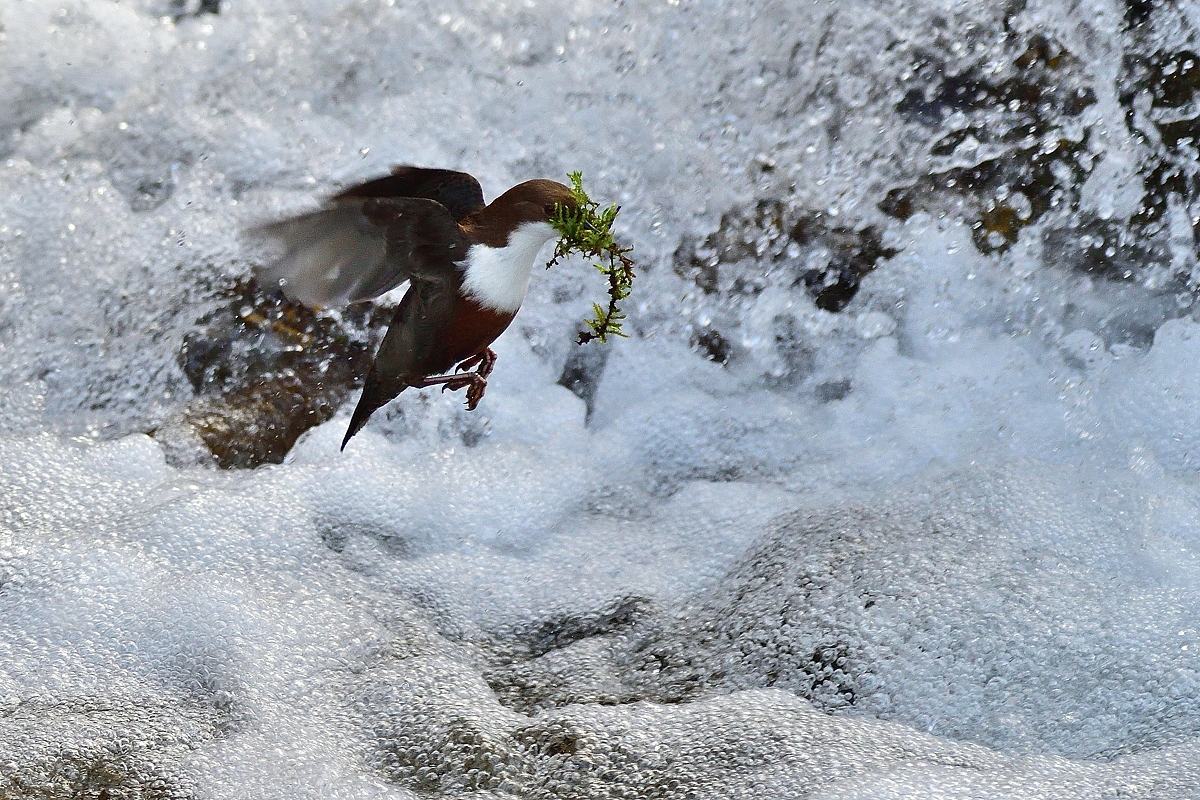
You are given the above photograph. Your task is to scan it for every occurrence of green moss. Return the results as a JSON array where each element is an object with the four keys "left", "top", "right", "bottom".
[{"left": 547, "top": 172, "right": 636, "bottom": 345}]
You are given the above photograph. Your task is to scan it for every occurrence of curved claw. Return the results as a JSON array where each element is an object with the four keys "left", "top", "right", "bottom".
[
  {"left": 439, "top": 377, "right": 472, "bottom": 394},
  {"left": 415, "top": 348, "right": 497, "bottom": 410},
  {"left": 455, "top": 348, "right": 497, "bottom": 379},
  {"left": 465, "top": 379, "right": 487, "bottom": 411}
]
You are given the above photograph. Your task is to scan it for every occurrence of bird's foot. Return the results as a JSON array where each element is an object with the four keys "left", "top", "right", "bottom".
[
  {"left": 455, "top": 348, "right": 498, "bottom": 380},
  {"left": 418, "top": 350, "right": 498, "bottom": 410},
  {"left": 427, "top": 349, "right": 497, "bottom": 409},
  {"left": 439, "top": 373, "right": 487, "bottom": 410},
  {"left": 464, "top": 377, "right": 486, "bottom": 410},
  {"left": 416, "top": 370, "right": 488, "bottom": 411}
]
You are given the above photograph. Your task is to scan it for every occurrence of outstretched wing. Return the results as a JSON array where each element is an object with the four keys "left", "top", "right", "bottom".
[
  {"left": 251, "top": 196, "right": 469, "bottom": 307},
  {"left": 333, "top": 166, "right": 485, "bottom": 222}
]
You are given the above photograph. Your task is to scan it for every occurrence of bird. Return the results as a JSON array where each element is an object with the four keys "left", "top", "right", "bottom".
[{"left": 251, "top": 166, "right": 578, "bottom": 450}]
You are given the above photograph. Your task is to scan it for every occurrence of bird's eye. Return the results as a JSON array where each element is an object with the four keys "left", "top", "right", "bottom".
[{"left": 544, "top": 204, "right": 556, "bottom": 216}]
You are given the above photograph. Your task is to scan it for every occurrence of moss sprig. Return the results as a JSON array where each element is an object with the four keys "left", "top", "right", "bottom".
[{"left": 547, "top": 172, "right": 636, "bottom": 345}]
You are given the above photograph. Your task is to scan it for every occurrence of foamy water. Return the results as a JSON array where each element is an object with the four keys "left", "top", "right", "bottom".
[{"left": 3, "top": 0, "right": 1200, "bottom": 796}]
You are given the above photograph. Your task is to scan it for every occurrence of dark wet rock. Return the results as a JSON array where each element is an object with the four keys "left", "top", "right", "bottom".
[
  {"left": 880, "top": 134, "right": 1089, "bottom": 254},
  {"left": 153, "top": 279, "right": 387, "bottom": 468},
  {"left": 668, "top": 200, "right": 895, "bottom": 390},
  {"left": 1125, "top": 0, "right": 1156, "bottom": 29},
  {"left": 791, "top": 213, "right": 898, "bottom": 312},
  {"left": 882, "top": 24, "right": 1200, "bottom": 302},
  {"left": 675, "top": 201, "right": 897, "bottom": 312},
  {"left": 557, "top": 338, "right": 610, "bottom": 420},
  {"left": 814, "top": 378, "right": 851, "bottom": 403},
  {"left": 690, "top": 327, "right": 732, "bottom": 365},
  {"left": 1126, "top": 49, "right": 1200, "bottom": 109},
  {"left": 883, "top": 34, "right": 1096, "bottom": 254},
  {"left": 1118, "top": 44, "right": 1200, "bottom": 275},
  {"left": 897, "top": 35, "right": 1095, "bottom": 128}
]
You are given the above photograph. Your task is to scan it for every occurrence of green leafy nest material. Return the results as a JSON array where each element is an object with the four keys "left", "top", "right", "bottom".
[{"left": 547, "top": 172, "right": 636, "bottom": 345}]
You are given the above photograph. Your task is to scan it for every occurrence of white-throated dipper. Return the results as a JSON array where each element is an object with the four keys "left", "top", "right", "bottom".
[{"left": 253, "top": 166, "right": 577, "bottom": 450}]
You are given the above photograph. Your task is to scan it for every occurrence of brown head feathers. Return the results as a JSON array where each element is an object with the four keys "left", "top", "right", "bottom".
[{"left": 462, "top": 179, "right": 577, "bottom": 248}]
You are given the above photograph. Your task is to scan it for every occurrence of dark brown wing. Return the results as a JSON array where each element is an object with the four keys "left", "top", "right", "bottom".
[
  {"left": 333, "top": 166, "right": 485, "bottom": 222},
  {"left": 334, "top": 196, "right": 478, "bottom": 448},
  {"left": 252, "top": 196, "right": 468, "bottom": 307},
  {"left": 341, "top": 279, "right": 458, "bottom": 449}
]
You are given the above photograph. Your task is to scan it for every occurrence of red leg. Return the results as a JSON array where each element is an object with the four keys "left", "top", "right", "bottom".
[
  {"left": 414, "top": 348, "right": 498, "bottom": 411},
  {"left": 455, "top": 348, "right": 497, "bottom": 378},
  {"left": 476, "top": 348, "right": 497, "bottom": 380},
  {"left": 456, "top": 354, "right": 483, "bottom": 372},
  {"left": 413, "top": 371, "right": 480, "bottom": 392}
]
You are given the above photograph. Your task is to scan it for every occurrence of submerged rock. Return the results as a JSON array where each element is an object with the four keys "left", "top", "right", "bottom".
[
  {"left": 0, "top": 696, "right": 215, "bottom": 800},
  {"left": 482, "top": 464, "right": 1200, "bottom": 760},
  {"left": 880, "top": 23, "right": 1200, "bottom": 298},
  {"left": 670, "top": 201, "right": 896, "bottom": 386}
]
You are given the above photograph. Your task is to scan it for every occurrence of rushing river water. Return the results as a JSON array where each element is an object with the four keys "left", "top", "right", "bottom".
[{"left": 4, "top": 0, "right": 1200, "bottom": 796}]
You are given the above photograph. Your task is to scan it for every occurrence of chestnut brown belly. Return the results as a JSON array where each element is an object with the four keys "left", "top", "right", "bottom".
[{"left": 423, "top": 297, "right": 515, "bottom": 375}]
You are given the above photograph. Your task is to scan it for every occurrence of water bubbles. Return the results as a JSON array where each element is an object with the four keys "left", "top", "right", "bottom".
[{"left": 3, "top": 0, "right": 1200, "bottom": 795}]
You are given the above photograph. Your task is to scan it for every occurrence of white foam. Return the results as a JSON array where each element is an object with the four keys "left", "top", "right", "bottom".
[{"left": 3, "top": 0, "right": 1200, "bottom": 796}]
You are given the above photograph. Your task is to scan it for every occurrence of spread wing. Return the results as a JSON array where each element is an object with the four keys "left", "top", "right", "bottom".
[
  {"left": 251, "top": 195, "right": 470, "bottom": 307},
  {"left": 333, "top": 166, "right": 485, "bottom": 222}
]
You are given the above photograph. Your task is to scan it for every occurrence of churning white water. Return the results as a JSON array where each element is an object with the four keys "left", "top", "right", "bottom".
[{"left": 4, "top": 0, "right": 1200, "bottom": 796}]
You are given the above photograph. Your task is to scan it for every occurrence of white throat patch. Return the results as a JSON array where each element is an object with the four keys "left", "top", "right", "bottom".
[{"left": 460, "top": 221, "right": 558, "bottom": 313}]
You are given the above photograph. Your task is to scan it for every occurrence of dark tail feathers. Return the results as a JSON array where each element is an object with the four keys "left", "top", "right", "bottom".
[{"left": 341, "top": 377, "right": 408, "bottom": 451}]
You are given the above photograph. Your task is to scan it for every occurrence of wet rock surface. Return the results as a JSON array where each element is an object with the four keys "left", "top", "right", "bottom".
[
  {"left": 881, "top": 33, "right": 1097, "bottom": 255},
  {"left": 877, "top": 22, "right": 1199, "bottom": 297},
  {"left": 482, "top": 464, "right": 1200, "bottom": 760},
  {"left": 1, "top": 697, "right": 215, "bottom": 800},
  {"left": 669, "top": 201, "right": 897, "bottom": 387},
  {"left": 654, "top": 19, "right": 1200, "bottom": 397},
  {"left": 1117, "top": 42, "right": 1200, "bottom": 286},
  {"left": 152, "top": 280, "right": 388, "bottom": 468},
  {"left": 675, "top": 202, "right": 896, "bottom": 314}
]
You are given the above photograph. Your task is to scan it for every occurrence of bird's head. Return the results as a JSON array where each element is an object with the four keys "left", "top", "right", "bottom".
[
  {"left": 465, "top": 179, "right": 579, "bottom": 248},
  {"left": 491, "top": 179, "right": 580, "bottom": 224}
]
